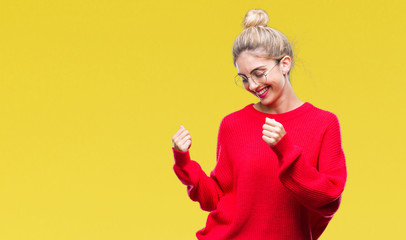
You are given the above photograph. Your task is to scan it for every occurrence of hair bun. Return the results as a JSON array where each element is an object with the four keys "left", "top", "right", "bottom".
[{"left": 242, "top": 9, "right": 269, "bottom": 29}]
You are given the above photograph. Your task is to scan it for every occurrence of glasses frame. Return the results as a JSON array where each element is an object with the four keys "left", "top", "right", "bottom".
[{"left": 234, "top": 59, "right": 283, "bottom": 89}]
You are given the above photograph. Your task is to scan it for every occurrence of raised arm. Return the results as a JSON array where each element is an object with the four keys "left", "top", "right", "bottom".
[
  {"left": 265, "top": 114, "right": 347, "bottom": 217},
  {"left": 171, "top": 120, "right": 231, "bottom": 212}
]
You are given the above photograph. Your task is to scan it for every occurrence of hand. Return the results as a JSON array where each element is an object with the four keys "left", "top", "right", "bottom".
[
  {"left": 172, "top": 125, "right": 192, "bottom": 152},
  {"left": 262, "top": 117, "right": 286, "bottom": 147}
]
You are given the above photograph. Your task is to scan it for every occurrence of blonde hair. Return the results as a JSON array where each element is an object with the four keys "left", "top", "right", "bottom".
[{"left": 232, "top": 9, "right": 294, "bottom": 79}]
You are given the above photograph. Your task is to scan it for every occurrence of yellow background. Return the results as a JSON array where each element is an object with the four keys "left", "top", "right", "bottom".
[{"left": 1, "top": 0, "right": 405, "bottom": 239}]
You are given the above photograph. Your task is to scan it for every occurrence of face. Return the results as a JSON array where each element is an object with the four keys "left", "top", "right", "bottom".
[{"left": 235, "top": 51, "right": 291, "bottom": 106}]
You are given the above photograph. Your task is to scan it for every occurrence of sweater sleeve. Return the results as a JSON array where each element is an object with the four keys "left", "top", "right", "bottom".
[
  {"left": 271, "top": 114, "right": 347, "bottom": 217},
  {"left": 172, "top": 119, "right": 231, "bottom": 212}
]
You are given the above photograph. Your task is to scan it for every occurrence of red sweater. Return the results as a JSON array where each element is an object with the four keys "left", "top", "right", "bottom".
[{"left": 172, "top": 102, "right": 347, "bottom": 240}]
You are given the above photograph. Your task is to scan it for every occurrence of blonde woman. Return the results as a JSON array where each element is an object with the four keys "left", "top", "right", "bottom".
[{"left": 171, "top": 9, "right": 347, "bottom": 240}]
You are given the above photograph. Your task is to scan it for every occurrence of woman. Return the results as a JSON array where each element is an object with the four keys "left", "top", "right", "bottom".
[{"left": 171, "top": 9, "right": 347, "bottom": 240}]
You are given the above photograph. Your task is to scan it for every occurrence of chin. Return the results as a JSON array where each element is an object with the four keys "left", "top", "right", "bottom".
[{"left": 259, "top": 95, "right": 278, "bottom": 106}]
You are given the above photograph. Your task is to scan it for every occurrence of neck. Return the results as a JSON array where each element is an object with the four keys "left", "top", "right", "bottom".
[{"left": 255, "top": 78, "right": 303, "bottom": 114}]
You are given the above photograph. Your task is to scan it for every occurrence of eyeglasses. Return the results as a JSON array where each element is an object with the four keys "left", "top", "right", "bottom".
[{"left": 234, "top": 62, "right": 280, "bottom": 89}]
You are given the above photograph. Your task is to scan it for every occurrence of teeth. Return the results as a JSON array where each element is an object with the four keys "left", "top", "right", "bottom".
[{"left": 258, "top": 87, "right": 269, "bottom": 95}]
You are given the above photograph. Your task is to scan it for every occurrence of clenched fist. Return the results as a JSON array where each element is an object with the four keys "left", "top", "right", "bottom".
[
  {"left": 172, "top": 125, "right": 192, "bottom": 152},
  {"left": 262, "top": 117, "right": 286, "bottom": 147}
]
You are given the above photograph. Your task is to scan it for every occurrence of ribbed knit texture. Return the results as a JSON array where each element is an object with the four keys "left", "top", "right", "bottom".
[{"left": 172, "top": 102, "right": 347, "bottom": 240}]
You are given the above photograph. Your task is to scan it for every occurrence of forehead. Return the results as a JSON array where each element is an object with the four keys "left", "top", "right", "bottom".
[{"left": 235, "top": 51, "right": 271, "bottom": 74}]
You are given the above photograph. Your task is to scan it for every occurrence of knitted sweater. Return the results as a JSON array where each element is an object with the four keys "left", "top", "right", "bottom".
[{"left": 172, "top": 102, "right": 347, "bottom": 240}]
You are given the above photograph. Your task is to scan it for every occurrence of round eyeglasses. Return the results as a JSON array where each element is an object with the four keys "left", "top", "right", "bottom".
[{"left": 234, "top": 62, "right": 280, "bottom": 89}]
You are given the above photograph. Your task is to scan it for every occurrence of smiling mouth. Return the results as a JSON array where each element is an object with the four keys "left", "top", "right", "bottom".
[{"left": 256, "top": 86, "right": 270, "bottom": 97}]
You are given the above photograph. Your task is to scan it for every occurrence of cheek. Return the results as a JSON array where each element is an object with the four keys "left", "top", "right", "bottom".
[{"left": 267, "top": 76, "right": 283, "bottom": 89}]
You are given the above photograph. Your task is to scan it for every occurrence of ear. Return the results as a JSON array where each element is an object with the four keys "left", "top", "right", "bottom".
[{"left": 280, "top": 56, "right": 292, "bottom": 76}]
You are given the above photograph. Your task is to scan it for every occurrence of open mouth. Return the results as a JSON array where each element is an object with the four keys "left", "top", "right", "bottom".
[{"left": 257, "top": 86, "right": 270, "bottom": 98}]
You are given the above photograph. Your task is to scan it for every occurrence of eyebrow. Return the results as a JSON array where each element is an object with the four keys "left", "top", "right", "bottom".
[{"left": 238, "top": 65, "right": 267, "bottom": 77}]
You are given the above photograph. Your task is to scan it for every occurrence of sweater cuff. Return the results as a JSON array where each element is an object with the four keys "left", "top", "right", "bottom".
[
  {"left": 271, "top": 133, "right": 295, "bottom": 160},
  {"left": 172, "top": 147, "right": 191, "bottom": 168}
]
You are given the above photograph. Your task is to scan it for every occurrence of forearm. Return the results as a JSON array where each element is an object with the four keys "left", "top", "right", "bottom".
[
  {"left": 272, "top": 134, "right": 347, "bottom": 216},
  {"left": 172, "top": 148, "right": 224, "bottom": 211}
]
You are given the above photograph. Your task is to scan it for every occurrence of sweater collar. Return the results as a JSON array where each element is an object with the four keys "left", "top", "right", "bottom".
[{"left": 244, "top": 102, "right": 313, "bottom": 121}]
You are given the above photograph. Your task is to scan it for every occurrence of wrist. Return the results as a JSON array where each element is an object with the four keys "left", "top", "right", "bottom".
[{"left": 172, "top": 147, "right": 191, "bottom": 168}]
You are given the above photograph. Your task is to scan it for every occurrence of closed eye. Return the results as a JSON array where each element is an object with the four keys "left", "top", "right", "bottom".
[
  {"left": 253, "top": 70, "right": 265, "bottom": 78},
  {"left": 254, "top": 73, "right": 264, "bottom": 78}
]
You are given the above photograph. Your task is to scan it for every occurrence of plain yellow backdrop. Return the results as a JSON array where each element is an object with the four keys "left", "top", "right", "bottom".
[{"left": 0, "top": 0, "right": 405, "bottom": 239}]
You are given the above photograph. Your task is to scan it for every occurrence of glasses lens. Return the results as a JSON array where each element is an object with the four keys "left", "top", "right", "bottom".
[
  {"left": 252, "top": 72, "right": 266, "bottom": 85},
  {"left": 234, "top": 75, "right": 246, "bottom": 88},
  {"left": 234, "top": 71, "right": 267, "bottom": 89}
]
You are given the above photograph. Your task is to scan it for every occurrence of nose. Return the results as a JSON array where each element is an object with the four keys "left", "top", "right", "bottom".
[{"left": 247, "top": 77, "right": 259, "bottom": 91}]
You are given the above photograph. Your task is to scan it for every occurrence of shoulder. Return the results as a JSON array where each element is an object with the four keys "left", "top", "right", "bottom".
[
  {"left": 217, "top": 104, "right": 252, "bottom": 131},
  {"left": 307, "top": 103, "right": 341, "bottom": 130},
  {"left": 220, "top": 104, "right": 251, "bottom": 122},
  {"left": 310, "top": 104, "right": 338, "bottom": 118}
]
